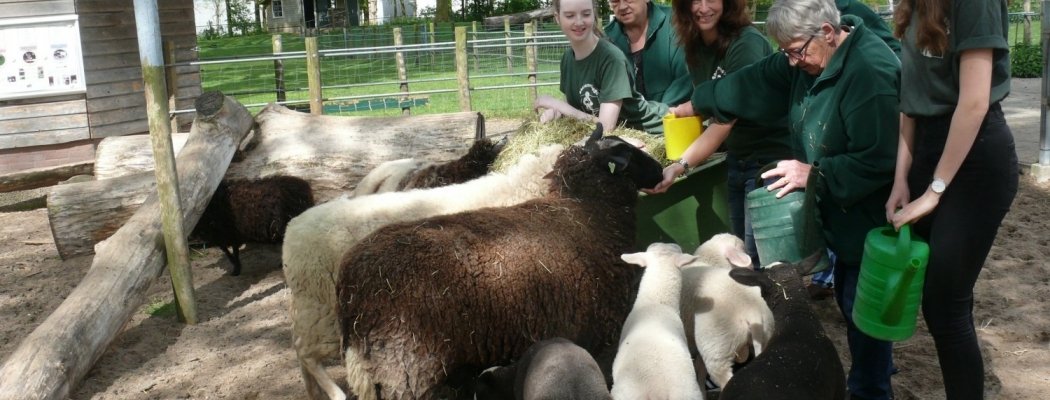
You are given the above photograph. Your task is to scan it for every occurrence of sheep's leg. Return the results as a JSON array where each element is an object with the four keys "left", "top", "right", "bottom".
[
  {"left": 217, "top": 245, "right": 242, "bottom": 276},
  {"left": 300, "top": 358, "right": 347, "bottom": 400}
]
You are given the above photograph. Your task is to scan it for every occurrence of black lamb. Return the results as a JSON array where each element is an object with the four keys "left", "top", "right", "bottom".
[
  {"left": 334, "top": 124, "right": 663, "bottom": 400},
  {"left": 193, "top": 175, "right": 314, "bottom": 276}
]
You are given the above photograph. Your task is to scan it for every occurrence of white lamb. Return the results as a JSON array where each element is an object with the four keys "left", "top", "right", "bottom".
[
  {"left": 681, "top": 233, "right": 774, "bottom": 389},
  {"left": 282, "top": 144, "right": 564, "bottom": 400},
  {"left": 613, "top": 242, "right": 705, "bottom": 400}
]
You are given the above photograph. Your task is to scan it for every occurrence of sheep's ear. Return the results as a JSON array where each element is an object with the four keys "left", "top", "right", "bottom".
[
  {"left": 604, "top": 141, "right": 634, "bottom": 175},
  {"left": 728, "top": 268, "right": 764, "bottom": 287},
  {"left": 621, "top": 252, "right": 648, "bottom": 267},
  {"left": 795, "top": 251, "right": 826, "bottom": 275},
  {"left": 675, "top": 254, "right": 699, "bottom": 268},
  {"left": 726, "top": 248, "right": 753, "bottom": 268},
  {"left": 584, "top": 123, "right": 605, "bottom": 151}
]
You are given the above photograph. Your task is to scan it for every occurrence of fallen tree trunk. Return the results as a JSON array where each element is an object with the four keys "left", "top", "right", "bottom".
[
  {"left": 0, "top": 92, "right": 252, "bottom": 400},
  {"left": 0, "top": 161, "right": 94, "bottom": 193},
  {"left": 48, "top": 103, "right": 482, "bottom": 259},
  {"left": 482, "top": 8, "right": 554, "bottom": 30}
]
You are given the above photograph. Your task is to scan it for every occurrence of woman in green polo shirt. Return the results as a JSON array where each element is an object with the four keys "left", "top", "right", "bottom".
[
  {"left": 645, "top": 0, "right": 793, "bottom": 270},
  {"left": 684, "top": 0, "right": 900, "bottom": 397},
  {"left": 887, "top": 1, "right": 1017, "bottom": 398},
  {"left": 533, "top": 0, "right": 668, "bottom": 134}
]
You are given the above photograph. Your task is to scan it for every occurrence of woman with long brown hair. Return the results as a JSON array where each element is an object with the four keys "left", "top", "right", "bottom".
[
  {"left": 648, "top": 0, "right": 792, "bottom": 269},
  {"left": 887, "top": 1, "right": 1016, "bottom": 398}
]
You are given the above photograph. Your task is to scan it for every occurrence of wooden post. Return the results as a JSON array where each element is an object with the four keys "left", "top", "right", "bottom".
[
  {"left": 163, "top": 40, "right": 179, "bottom": 133},
  {"left": 394, "top": 27, "right": 410, "bottom": 115},
  {"left": 504, "top": 16, "right": 513, "bottom": 72},
  {"left": 525, "top": 22, "right": 538, "bottom": 103},
  {"left": 1040, "top": 0, "right": 1049, "bottom": 166},
  {"left": 429, "top": 21, "right": 437, "bottom": 66},
  {"left": 471, "top": 20, "right": 479, "bottom": 72},
  {"left": 455, "top": 26, "right": 471, "bottom": 112},
  {"left": 135, "top": 0, "right": 198, "bottom": 325},
  {"left": 306, "top": 35, "right": 323, "bottom": 115},
  {"left": 1023, "top": 0, "right": 1032, "bottom": 45},
  {"left": 273, "top": 34, "right": 287, "bottom": 103}
]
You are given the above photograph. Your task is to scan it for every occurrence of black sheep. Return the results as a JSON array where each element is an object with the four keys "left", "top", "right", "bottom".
[
  {"left": 399, "top": 136, "right": 508, "bottom": 190},
  {"left": 193, "top": 175, "right": 314, "bottom": 276},
  {"left": 334, "top": 124, "right": 664, "bottom": 400},
  {"left": 723, "top": 252, "right": 847, "bottom": 400}
]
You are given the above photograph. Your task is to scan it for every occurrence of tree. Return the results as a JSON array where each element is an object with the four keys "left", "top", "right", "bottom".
[{"left": 436, "top": 0, "right": 452, "bottom": 21}]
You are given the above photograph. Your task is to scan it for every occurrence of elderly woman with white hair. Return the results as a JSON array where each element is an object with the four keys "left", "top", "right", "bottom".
[{"left": 675, "top": 0, "right": 900, "bottom": 398}]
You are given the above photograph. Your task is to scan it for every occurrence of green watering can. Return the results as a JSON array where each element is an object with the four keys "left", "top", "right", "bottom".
[{"left": 852, "top": 224, "right": 930, "bottom": 341}]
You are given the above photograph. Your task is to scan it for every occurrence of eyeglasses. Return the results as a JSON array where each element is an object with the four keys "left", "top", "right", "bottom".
[
  {"left": 779, "top": 35, "right": 815, "bottom": 61},
  {"left": 609, "top": 0, "right": 637, "bottom": 7}
]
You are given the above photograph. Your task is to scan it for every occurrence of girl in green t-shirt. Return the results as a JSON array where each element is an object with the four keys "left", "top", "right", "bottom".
[
  {"left": 888, "top": 1, "right": 1017, "bottom": 398},
  {"left": 534, "top": 0, "right": 668, "bottom": 134}
]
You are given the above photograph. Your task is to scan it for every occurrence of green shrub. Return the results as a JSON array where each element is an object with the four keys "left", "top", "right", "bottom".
[{"left": 1011, "top": 43, "right": 1043, "bottom": 78}]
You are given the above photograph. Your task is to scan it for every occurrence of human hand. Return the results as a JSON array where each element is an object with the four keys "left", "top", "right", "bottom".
[
  {"left": 890, "top": 190, "right": 939, "bottom": 230},
  {"left": 672, "top": 101, "right": 696, "bottom": 118},
  {"left": 760, "top": 159, "right": 811, "bottom": 198},
  {"left": 539, "top": 108, "right": 561, "bottom": 123},
  {"left": 641, "top": 164, "right": 685, "bottom": 194},
  {"left": 533, "top": 95, "right": 561, "bottom": 112},
  {"left": 884, "top": 179, "right": 911, "bottom": 223}
]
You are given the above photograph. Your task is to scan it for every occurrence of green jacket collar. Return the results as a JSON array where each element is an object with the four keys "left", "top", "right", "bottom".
[
  {"left": 815, "top": 15, "right": 866, "bottom": 86},
  {"left": 605, "top": 2, "right": 670, "bottom": 46}
]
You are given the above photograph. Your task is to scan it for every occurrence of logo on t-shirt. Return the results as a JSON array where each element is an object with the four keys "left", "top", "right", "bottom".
[
  {"left": 579, "top": 84, "right": 600, "bottom": 114},
  {"left": 711, "top": 65, "right": 726, "bottom": 80}
]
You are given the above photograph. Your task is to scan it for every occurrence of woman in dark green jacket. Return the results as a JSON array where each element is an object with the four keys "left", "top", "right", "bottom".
[
  {"left": 605, "top": 0, "right": 693, "bottom": 105},
  {"left": 686, "top": 0, "right": 900, "bottom": 398}
]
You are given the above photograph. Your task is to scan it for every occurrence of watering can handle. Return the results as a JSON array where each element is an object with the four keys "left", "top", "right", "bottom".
[{"left": 882, "top": 224, "right": 915, "bottom": 325}]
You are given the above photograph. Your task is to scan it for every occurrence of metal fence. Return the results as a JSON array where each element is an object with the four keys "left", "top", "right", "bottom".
[{"left": 172, "top": 13, "right": 1042, "bottom": 120}]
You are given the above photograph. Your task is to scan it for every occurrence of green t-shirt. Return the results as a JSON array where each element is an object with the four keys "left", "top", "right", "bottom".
[
  {"left": 899, "top": 0, "right": 1011, "bottom": 117},
  {"left": 605, "top": 2, "right": 693, "bottom": 106},
  {"left": 836, "top": 0, "right": 901, "bottom": 57},
  {"left": 687, "top": 25, "right": 792, "bottom": 162},
  {"left": 690, "top": 16, "right": 900, "bottom": 265},
  {"left": 559, "top": 39, "right": 669, "bottom": 134}
]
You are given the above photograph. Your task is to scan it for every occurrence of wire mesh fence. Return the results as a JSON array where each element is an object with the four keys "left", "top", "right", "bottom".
[
  {"left": 181, "top": 13, "right": 1042, "bottom": 119},
  {"left": 184, "top": 21, "right": 567, "bottom": 119}
]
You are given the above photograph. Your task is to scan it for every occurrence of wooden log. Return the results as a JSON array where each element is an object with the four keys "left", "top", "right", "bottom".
[
  {"left": 50, "top": 103, "right": 482, "bottom": 259},
  {"left": 482, "top": 8, "right": 553, "bottom": 30},
  {"left": 0, "top": 92, "right": 252, "bottom": 400},
  {"left": 0, "top": 161, "right": 94, "bottom": 193}
]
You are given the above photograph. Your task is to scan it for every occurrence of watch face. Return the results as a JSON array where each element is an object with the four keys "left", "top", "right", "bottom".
[{"left": 932, "top": 179, "right": 946, "bottom": 193}]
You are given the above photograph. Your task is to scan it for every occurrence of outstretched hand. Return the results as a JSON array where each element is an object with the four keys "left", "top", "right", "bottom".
[{"left": 641, "top": 163, "right": 686, "bottom": 194}]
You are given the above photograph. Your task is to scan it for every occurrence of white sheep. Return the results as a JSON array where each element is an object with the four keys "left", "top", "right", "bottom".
[
  {"left": 474, "top": 337, "right": 612, "bottom": 400},
  {"left": 613, "top": 242, "right": 706, "bottom": 400},
  {"left": 681, "top": 233, "right": 774, "bottom": 389},
  {"left": 282, "top": 144, "right": 564, "bottom": 400}
]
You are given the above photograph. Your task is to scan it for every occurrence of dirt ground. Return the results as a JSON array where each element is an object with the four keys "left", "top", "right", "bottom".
[{"left": 1, "top": 118, "right": 1049, "bottom": 399}]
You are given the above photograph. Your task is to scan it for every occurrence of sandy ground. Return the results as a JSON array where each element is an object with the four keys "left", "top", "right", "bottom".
[{"left": 1, "top": 117, "right": 1049, "bottom": 400}]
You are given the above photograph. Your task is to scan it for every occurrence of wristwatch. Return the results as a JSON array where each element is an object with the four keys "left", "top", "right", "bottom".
[
  {"left": 930, "top": 177, "right": 947, "bottom": 194},
  {"left": 676, "top": 158, "right": 691, "bottom": 176}
]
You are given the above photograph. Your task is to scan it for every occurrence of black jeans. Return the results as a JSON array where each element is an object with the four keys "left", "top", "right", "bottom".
[{"left": 908, "top": 103, "right": 1018, "bottom": 399}]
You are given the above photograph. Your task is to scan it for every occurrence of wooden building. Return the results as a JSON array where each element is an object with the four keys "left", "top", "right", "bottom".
[{"left": 0, "top": 0, "right": 200, "bottom": 177}]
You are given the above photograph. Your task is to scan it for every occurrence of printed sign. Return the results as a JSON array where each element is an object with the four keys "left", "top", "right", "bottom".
[{"left": 0, "top": 15, "right": 86, "bottom": 100}]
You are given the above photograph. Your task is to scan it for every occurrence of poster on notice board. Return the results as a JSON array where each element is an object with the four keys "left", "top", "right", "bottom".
[{"left": 0, "top": 15, "right": 87, "bottom": 101}]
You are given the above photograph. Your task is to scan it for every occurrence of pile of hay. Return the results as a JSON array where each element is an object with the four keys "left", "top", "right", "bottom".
[{"left": 491, "top": 118, "right": 671, "bottom": 172}]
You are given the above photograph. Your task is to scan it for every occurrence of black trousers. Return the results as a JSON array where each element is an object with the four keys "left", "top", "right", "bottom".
[{"left": 908, "top": 103, "right": 1018, "bottom": 400}]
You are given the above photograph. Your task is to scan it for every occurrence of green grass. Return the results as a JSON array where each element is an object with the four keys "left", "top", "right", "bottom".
[{"left": 143, "top": 297, "right": 177, "bottom": 317}]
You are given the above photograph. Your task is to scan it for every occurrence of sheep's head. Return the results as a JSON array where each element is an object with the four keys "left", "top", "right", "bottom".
[
  {"left": 694, "top": 233, "right": 753, "bottom": 268},
  {"left": 727, "top": 251, "right": 824, "bottom": 305},
  {"left": 548, "top": 124, "right": 664, "bottom": 201},
  {"left": 621, "top": 242, "right": 698, "bottom": 270}
]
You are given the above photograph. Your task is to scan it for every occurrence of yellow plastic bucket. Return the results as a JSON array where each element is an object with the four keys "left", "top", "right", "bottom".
[{"left": 663, "top": 114, "right": 702, "bottom": 160}]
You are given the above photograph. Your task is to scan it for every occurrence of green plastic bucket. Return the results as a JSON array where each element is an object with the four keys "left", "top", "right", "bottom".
[
  {"left": 747, "top": 185, "right": 828, "bottom": 272},
  {"left": 852, "top": 224, "right": 930, "bottom": 341}
]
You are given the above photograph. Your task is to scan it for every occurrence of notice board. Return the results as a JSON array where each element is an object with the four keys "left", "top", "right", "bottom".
[{"left": 0, "top": 15, "right": 86, "bottom": 101}]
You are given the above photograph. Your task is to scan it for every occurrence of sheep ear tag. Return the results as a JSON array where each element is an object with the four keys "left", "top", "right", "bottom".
[{"left": 608, "top": 161, "right": 617, "bottom": 174}]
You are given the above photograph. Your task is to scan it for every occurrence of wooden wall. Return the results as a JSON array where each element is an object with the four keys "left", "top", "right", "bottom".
[{"left": 0, "top": 0, "right": 201, "bottom": 175}]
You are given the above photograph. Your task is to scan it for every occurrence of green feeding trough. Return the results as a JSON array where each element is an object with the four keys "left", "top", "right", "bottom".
[{"left": 635, "top": 153, "right": 730, "bottom": 253}]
